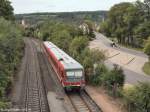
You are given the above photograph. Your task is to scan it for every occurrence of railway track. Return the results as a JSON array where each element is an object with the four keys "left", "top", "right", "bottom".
[
  {"left": 67, "top": 91, "right": 102, "bottom": 112},
  {"left": 28, "top": 38, "right": 102, "bottom": 112},
  {"left": 68, "top": 93, "right": 91, "bottom": 112},
  {"left": 20, "top": 38, "right": 49, "bottom": 112},
  {"left": 33, "top": 38, "right": 65, "bottom": 94}
]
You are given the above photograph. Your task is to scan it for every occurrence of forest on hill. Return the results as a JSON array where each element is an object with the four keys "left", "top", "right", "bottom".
[{"left": 15, "top": 11, "right": 107, "bottom": 25}]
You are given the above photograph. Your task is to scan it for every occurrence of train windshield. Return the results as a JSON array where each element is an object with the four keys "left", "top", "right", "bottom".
[
  {"left": 75, "top": 71, "right": 82, "bottom": 77},
  {"left": 67, "top": 70, "right": 82, "bottom": 79}
]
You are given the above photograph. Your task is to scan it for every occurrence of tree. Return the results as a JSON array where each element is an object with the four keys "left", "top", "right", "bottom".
[
  {"left": 101, "top": 2, "right": 138, "bottom": 45},
  {"left": 90, "top": 49, "right": 106, "bottom": 64},
  {"left": 78, "top": 45, "right": 107, "bottom": 84},
  {"left": 0, "top": 0, "right": 14, "bottom": 20},
  {"left": 100, "top": 1, "right": 150, "bottom": 48},
  {"left": 89, "top": 64, "right": 108, "bottom": 85},
  {"left": 94, "top": 64, "right": 108, "bottom": 76},
  {"left": 124, "top": 5, "right": 141, "bottom": 46},
  {"left": 50, "top": 30, "right": 72, "bottom": 52},
  {"left": 144, "top": 0, "right": 150, "bottom": 19},
  {"left": 99, "top": 20, "right": 111, "bottom": 37},
  {"left": 134, "top": 21, "right": 150, "bottom": 40},
  {"left": 69, "top": 36, "right": 88, "bottom": 57},
  {"left": 84, "top": 20, "right": 95, "bottom": 38},
  {"left": 101, "top": 64, "right": 125, "bottom": 89}
]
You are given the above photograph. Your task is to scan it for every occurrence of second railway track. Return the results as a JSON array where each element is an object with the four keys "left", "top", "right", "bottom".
[{"left": 20, "top": 38, "right": 49, "bottom": 112}]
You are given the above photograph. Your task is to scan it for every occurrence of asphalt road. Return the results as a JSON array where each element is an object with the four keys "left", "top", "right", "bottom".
[
  {"left": 95, "top": 32, "right": 148, "bottom": 58},
  {"left": 105, "top": 60, "right": 150, "bottom": 84},
  {"left": 94, "top": 32, "right": 150, "bottom": 85}
]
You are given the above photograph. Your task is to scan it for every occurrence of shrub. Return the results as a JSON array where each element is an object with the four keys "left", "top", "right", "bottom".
[
  {"left": 101, "top": 64, "right": 125, "bottom": 88},
  {"left": 99, "top": 64, "right": 125, "bottom": 97},
  {"left": 144, "top": 37, "right": 150, "bottom": 60},
  {"left": 143, "top": 62, "right": 150, "bottom": 75},
  {"left": 123, "top": 82, "right": 150, "bottom": 112},
  {"left": 89, "top": 64, "right": 108, "bottom": 85}
]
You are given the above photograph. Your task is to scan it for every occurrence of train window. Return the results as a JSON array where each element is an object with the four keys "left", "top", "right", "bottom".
[
  {"left": 66, "top": 71, "right": 74, "bottom": 77},
  {"left": 75, "top": 71, "right": 82, "bottom": 78}
]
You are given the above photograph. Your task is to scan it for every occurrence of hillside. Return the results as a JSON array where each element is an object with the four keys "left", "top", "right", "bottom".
[{"left": 15, "top": 11, "right": 107, "bottom": 25}]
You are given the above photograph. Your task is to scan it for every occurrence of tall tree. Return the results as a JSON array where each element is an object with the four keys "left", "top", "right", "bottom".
[
  {"left": 144, "top": 0, "right": 150, "bottom": 19},
  {"left": 84, "top": 20, "right": 95, "bottom": 38},
  {"left": 0, "top": 0, "right": 14, "bottom": 20},
  {"left": 107, "top": 2, "right": 135, "bottom": 44},
  {"left": 69, "top": 36, "right": 88, "bottom": 57},
  {"left": 100, "top": 1, "right": 150, "bottom": 47}
]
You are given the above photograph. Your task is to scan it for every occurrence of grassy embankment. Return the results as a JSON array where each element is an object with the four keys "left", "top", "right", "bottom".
[{"left": 143, "top": 62, "right": 150, "bottom": 75}]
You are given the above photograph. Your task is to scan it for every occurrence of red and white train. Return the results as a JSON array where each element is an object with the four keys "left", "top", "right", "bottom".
[{"left": 43, "top": 41, "right": 85, "bottom": 90}]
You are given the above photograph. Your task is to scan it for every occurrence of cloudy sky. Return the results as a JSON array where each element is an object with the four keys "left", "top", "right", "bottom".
[{"left": 10, "top": 0, "right": 139, "bottom": 14}]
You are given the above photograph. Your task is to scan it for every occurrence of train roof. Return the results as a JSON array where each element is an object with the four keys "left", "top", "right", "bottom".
[{"left": 44, "top": 41, "right": 83, "bottom": 70}]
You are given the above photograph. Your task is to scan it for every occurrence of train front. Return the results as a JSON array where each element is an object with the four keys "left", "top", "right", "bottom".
[{"left": 63, "top": 68, "right": 85, "bottom": 90}]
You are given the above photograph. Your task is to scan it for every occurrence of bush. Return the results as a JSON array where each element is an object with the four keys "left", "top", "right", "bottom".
[
  {"left": 144, "top": 37, "right": 150, "bottom": 60},
  {"left": 123, "top": 82, "right": 150, "bottom": 112},
  {"left": 89, "top": 64, "right": 108, "bottom": 85},
  {"left": 101, "top": 65, "right": 125, "bottom": 88},
  {"left": 143, "top": 62, "right": 150, "bottom": 75},
  {"left": 90, "top": 49, "right": 106, "bottom": 64},
  {"left": 0, "top": 101, "right": 8, "bottom": 109},
  {"left": 93, "top": 64, "right": 125, "bottom": 97}
]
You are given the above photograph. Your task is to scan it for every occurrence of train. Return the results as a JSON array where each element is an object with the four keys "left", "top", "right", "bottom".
[{"left": 43, "top": 41, "right": 85, "bottom": 90}]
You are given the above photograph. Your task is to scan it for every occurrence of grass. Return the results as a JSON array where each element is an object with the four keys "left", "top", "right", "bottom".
[{"left": 143, "top": 62, "right": 150, "bottom": 75}]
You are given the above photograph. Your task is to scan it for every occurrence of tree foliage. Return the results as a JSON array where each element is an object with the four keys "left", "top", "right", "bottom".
[
  {"left": 35, "top": 20, "right": 125, "bottom": 99},
  {"left": 144, "top": 37, "right": 150, "bottom": 58},
  {"left": 123, "top": 82, "right": 150, "bottom": 112},
  {"left": 101, "top": 64, "right": 125, "bottom": 89},
  {"left": 0, "top": 0, "right": 14, "bottom": 20},
  {"left": 84, "top": 20, "right": 95, "bottom": 38},
  {"left": 100, "top": 1, "right": 150, "bottom": 48},
  {"left": 89, "top": 64, "right": 125, "bottom": 97},
  {"left": 0, "top": 18, "right": 24, "bottom": 107},
  {"left": 35, "top": 20, "right": 107, "bottom": 81},
  {"left": 69, "top": 36, "right": 88, "bottom": 57},
  {"left": 15, "top": 11, "right": 107, "bottom": 26}
]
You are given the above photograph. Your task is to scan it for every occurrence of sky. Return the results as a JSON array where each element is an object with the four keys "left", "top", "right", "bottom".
[{"left": 10, "top": 0, "right": 139, "bottom": 14}]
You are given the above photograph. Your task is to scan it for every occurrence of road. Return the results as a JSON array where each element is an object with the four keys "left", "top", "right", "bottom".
[
  {"left": 105, "top": 61, "right": 150, "bottom": 84},
  {"left": 89, "top": 32, "right": 150, "bottom": 85},
  {"left": 94, "top": 32, "right": 148, "bottom": 58}
]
